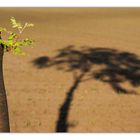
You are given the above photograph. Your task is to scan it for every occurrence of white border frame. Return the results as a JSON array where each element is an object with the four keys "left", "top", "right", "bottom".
[
  {"left": 0, "top": 133, "right": 140, "bottom": 140},
  {"left": 0, "top": 0, "right": 140, "bottom": 140},
  {"left": 0, "top": 0, "right": 140, "bottom": 7}
]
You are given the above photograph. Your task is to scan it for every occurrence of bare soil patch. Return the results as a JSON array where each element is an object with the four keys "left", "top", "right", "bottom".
[{"left": 0, "top": 8, "right": 140, "bottom": 132}]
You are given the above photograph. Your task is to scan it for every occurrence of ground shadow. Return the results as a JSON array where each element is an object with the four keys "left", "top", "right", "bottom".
[
  {"left": 56, "top": 73, "right": 84, "bottom": 132},
  {"left": 32, "top": 45, "right": 140, "bottom": 132}
]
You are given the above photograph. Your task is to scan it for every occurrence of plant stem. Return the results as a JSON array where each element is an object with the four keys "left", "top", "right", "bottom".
[{"left": 0, "top": 32, "right": 10, "bottom": 132}]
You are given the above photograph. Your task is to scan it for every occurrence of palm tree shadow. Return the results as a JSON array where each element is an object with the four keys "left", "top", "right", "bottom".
[
  {"left": 56, "top": 73, "right": 84, "bottom": 132},
  {"left": 32, "top": 45, "right": 140, "bottom": 132}
]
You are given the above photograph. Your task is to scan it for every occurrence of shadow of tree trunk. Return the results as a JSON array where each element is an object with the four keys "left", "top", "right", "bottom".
[{"left": 55, "top": 73, "right": 84, "bottom": 132}]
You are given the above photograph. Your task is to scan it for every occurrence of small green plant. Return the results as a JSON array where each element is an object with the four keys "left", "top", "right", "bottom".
[
  {"left": 0, "top": 17, "right": 34, "bottom": 132},
  {"left": 0, "top": 17, "right": 34, "bottom": 55}
]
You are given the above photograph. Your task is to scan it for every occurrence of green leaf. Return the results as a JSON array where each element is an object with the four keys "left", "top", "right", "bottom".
[
  {"left": 23, "top": 38, "right": 33, "bottom": 46},
  {"left": 0, "top": 27, "right": 7, "bottom": 32},
  {"left": 25, "top": 23, "right": 34, "bottom": 28},
  {"left": 8, "top": 33, "right": 17, "bottom": 40},
  {"left": 0, "top": 39, "right": 3, "bottom": 44},
  {"left": 27, "top": 23, "right": 34, "bottom": 27},
  {"left": 7, "top": 40, "right": 14, "bottom": 46},
  {"left": 1, "top": 17, "right": 34, "bottom": 55},
  {"left": 1, "top": 40, "right": 12, "bottom": 47},
  {"left": 10, "top": 17, "right": 22, "bottom": 29},
  {"left": 14, "top": 41, "right": 24, "bottom": 47},
  {"left": 12, "top": 47, "right": 25, "bottom": 55}
]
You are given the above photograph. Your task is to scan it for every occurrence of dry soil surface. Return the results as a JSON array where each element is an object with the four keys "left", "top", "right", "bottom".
[{"left": 0, "top": 8, "right": 140, "bottom": 132}]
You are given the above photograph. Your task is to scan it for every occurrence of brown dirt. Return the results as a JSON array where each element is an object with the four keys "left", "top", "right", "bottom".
[{"left": 0, "top": 8, "right": 140, "bottom": 132}]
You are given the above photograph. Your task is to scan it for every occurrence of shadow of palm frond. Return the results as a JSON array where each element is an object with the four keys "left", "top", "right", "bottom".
[
  {"left": 33, "top": 45, "right": 140, "bottom": 94},
  {"left": 32, "top": 45, "right": 140, "bottom": 132}
]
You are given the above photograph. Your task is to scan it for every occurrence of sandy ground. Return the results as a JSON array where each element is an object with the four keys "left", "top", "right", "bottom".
[{"left": 0, "top": 8, "right": 140, "bottom": 132}]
